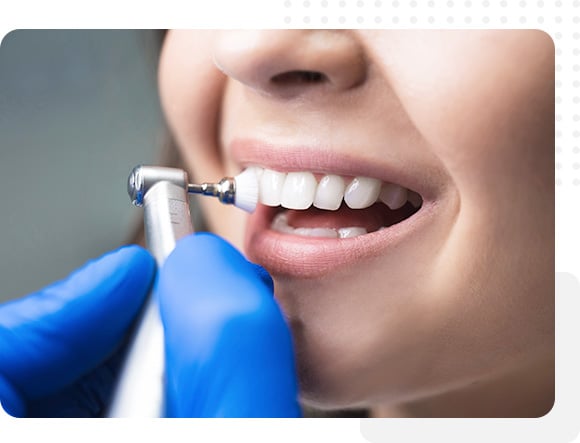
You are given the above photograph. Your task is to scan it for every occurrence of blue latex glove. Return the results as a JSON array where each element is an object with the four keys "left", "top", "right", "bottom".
[
  {"left": 0, "top": 245, "right": 155, "bottom": 417},
  {"left": 158, "top": 233, "right": 301, "bottom": 417}
]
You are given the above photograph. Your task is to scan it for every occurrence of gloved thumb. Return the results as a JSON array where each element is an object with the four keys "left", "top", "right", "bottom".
[{"left": 158, "top": 233, "right": 301, "bottom": 417}]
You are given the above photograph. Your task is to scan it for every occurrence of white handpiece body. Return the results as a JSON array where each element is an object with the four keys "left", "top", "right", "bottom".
[{"left": 107, "top": 172, "right": 193, "bottom": 417}]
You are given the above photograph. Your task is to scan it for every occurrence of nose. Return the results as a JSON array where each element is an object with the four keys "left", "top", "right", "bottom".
[{"left": 212, "top": 30, "right": 368, "bottom": 98}]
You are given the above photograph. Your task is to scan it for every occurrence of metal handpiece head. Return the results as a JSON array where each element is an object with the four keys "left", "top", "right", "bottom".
[
  {"left": 127, "top": 165, "right": 189, "bottom": 206},
  {"left": 128, "top": 164, "right": 258, "bottom": 213},
  {"left": 186, "top": 179, "right": 235, "bottom": 203}
]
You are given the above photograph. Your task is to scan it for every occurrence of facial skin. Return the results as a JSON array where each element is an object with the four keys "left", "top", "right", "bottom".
[{"left": 158, "top": 30, "right": 554, "bottom": 417}]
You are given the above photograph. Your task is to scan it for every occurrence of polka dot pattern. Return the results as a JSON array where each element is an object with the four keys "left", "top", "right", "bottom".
[
  {"left": 279, "top": 1, "right": 575, "bottom": 190},
  {"left": 143, "top": 5, "right": 580, "bottom": 436}
]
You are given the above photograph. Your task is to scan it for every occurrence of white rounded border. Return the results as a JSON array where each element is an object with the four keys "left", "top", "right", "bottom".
[{"left": 0, "top": 1, "right": 575, "bottom": 443}]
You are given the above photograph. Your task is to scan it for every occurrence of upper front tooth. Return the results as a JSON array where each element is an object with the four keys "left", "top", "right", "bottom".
[
  {"left": 246, "top": 165, "right": 264, "bottom": 181},
  {"left": 313, "top": 175, "right": 345, "bottom": 211},
  {"left": 281, "top": 172, "right": 317, "bottom": 210},
  {"left": 260, "top": 169, "right": 286, "bottom": 206},
  {"left": 379, "top": 183, "right": 408, "bottom": 209},
  {"left": 344, "top": 177, "right": 381, "bottom": 209}
]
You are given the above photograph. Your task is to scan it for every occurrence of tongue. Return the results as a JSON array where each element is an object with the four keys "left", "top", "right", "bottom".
[{"left": 285, "top": 203, "right": 397, "bottom": 232}]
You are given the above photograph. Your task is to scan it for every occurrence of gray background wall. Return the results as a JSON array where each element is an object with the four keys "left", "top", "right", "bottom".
[{"left": 0, "top": 30, "right": 164, "bottom": 300}]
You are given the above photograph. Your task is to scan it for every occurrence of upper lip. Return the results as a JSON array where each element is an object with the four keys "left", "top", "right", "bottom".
[{"left": 230, "top": 138, "right": 443, "bottom": 202}]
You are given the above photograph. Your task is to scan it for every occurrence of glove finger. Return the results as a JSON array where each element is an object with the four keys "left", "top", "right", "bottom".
[
  {"left": 0, "top": 374, "right": 24, "bottom": 417},
  {"left": 158, "top": 233, "right": 300, "bottom": 417},
  {"left": 25, "top": 344, "right": 127, "bottom": 418},
  {"left": 250, "top": 263, "right": 274, "bottom": 293},
  {"left": 0, "top": 245, "right": 155, "bottom": 408}
]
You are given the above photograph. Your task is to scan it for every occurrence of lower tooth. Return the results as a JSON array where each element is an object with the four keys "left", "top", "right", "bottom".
[
  {"left": 337, "top": 227, "right": 368, "bottom": 238},
  {"left": 271, "top": 213, "right": 369, "bottom": 239},
  {"left": 271, "top": 213, "right": 339, "bottom": 238},
  {"left": 271, "top": 212, "right": 294, "bottom": 234},
  {"left": 294, "top": 228, "right": 338, "bottom": 238}
]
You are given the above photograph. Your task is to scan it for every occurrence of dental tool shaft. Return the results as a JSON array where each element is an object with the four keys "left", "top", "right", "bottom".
[
  {"left": 108, "top": 166, "right": 194, "bottom": 417},
  {"left": 187, "top": 168, "right": 258, "bottom": 213},
  {"left": 187, "top": 177, "right": 236, "bottom": 205},
  {"left": 187, "top": 182, "right": 216, "bottom": 195}
]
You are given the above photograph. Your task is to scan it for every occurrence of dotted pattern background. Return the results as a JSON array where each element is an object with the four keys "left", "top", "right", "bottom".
[{"left": 281, "top": 0, "right": 578, "bottom": 189}]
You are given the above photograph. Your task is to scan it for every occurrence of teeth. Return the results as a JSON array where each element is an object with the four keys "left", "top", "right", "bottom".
[
  {"left": 280, "top": 172, "right": 317, "bottom": 210},
  {"left": 271, "top": 212, "right": 367, "bottom": 239},
  {"left": 337, "top": 227, "right": 368, "bottom": 238},
  {"left": 294, "top": 227, "right": 339, "bottom": 238},
  {"left": 253, "top": 167, "right": 422, "bottom": 212},
  {"left": 313, "top": 175, "right": 345, "bottom": 211},
  {"left": 246, "top": 165, "right": 264, "bottom": 181},
  {"left": 344, "top": 177, "right": 382, "bottom": 209},
  {"left": 260, "top": 169, "right": 286, "bottom": 206},
  {"left": 271, "top": 212, "right": 294, "bottom": 234},
  {"left": 379, "top": 183, "right": 408, "bottom": 210}
]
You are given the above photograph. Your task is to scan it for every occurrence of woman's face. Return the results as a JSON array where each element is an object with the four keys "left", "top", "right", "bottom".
[{"left": 158, "top": 30, "right": 554, "bottom": 410}]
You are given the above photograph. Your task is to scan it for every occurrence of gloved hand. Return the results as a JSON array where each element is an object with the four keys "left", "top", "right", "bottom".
[
  {"left": 0, "top": 234, "right": 300, "bottom": 418},
  {"left": 0, "top": 245, "right": 155, "bottom": 417},
  {"left": 158, "top": 233, "right": 301, "bottom": 417}
]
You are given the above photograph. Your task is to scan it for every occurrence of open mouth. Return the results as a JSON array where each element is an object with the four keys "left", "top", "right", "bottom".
[
  {"left": 249, "top": 166, "right": 423, "bottom": 239},
  {"left": 233, "top": 141, "right": 441, "bottom": 277}
]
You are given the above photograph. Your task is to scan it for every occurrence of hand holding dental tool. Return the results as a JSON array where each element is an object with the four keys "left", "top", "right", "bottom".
[
  {"left": 108, "top": 165, "right": 263, "bottom": 417},
  {"left": 0, "top": 164, "right": 298, "bottom": 418}
]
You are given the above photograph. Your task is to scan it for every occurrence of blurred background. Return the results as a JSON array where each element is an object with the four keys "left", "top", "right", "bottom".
[{"left": 0, "top": 30, "right": 164, "bottom": 301}]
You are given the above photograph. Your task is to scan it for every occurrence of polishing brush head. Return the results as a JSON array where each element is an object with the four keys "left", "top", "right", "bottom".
[{"left": 234, "top": 167, "right": 260, "bottom": 213}]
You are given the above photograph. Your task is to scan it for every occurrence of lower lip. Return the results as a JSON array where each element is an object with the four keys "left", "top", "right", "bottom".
[{"left": 244, "top": 200, "right": 439, "bottom": 278}]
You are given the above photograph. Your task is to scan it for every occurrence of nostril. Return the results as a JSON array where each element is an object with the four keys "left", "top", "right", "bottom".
[
  {"left": 213, "top": 31, "right": 367, "bottom": 95},
  {"left": 270, "top": 70, "right": 328, "bottom": 85}
]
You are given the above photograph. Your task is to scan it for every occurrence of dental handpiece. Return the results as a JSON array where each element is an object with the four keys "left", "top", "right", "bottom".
[{"left": 106, "top": 165, "right": 258, "bottom": 417}]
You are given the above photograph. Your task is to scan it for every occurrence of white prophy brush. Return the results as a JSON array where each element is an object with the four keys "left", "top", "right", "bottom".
[{"left": 187, "top": 167, "right": 260, "bottom": 213}]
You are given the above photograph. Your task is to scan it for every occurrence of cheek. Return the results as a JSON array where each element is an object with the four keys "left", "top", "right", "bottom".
[
  {"left": 159, "top": 31, "right": 250, "bottom": 246},
  {"left": 370, "top": 30, "right": 554, "bottom": 287},
  {"left": 378, "top": 30, "right": 554, "bottom": 191},
  {"left": 158, "top": 31, "right": 226, "bottom": 179},
  {"left": 387, "top": 30, "right": 555, "bottom": 334}
]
